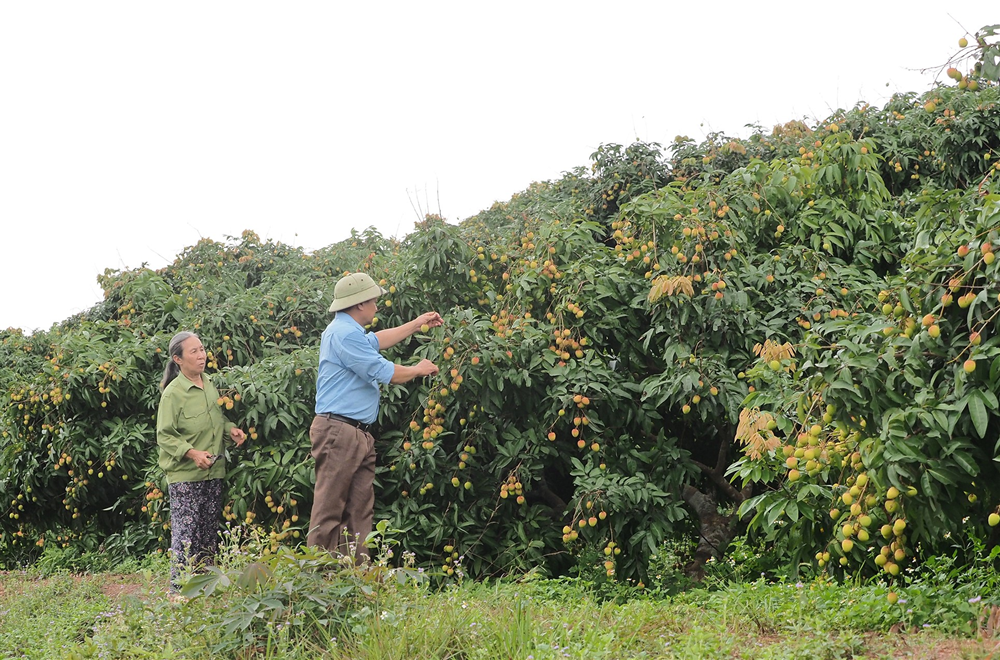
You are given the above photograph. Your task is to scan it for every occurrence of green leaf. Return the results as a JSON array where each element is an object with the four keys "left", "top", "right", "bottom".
[
  {"left": 785, "top": 500, "right": 800, "bottom": 522},
  {"left": 968, "top": 391, "right": 989, "bottom": 439},
  {"left": 982, "top": 45, "right": 1000, "bottom": 80},
  {"left": 951, "top": 451, "right": 979, "bottom": 477},
  {"left": 898, "top": 287, "right": 914, "bottom": 314},
  {"left": 980, "top": 388, "right": 999, "bottom": 411}
]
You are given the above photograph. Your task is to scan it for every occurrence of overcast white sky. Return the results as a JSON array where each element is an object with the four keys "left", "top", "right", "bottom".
[{"left": 0, "top": 2, "right": 993, "bottom": 332}]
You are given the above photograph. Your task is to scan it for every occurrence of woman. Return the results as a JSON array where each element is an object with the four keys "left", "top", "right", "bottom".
[{"left": 156, "top": 331, "right": 246, "bottom": 591}]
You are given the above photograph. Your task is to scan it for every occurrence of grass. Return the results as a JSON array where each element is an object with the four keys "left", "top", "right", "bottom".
[
  {"left": 0, "top": 571, "right": 117, "bottom": 658},
  {"left": 2, "top": 563, "right": 999, "bottom": 660},
  {"left": 2, "top": 533, "right": 998, "bottom": 659}
]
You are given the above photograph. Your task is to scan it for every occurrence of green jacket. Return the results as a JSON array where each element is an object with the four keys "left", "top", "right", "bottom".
[{"left": 156, "top": 373, "right": 236, "bottom": 484}]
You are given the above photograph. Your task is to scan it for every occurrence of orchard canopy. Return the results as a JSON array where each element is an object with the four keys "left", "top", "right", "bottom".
[{"left": 2, "top": 28, "right": 1000, "bottom": 583}]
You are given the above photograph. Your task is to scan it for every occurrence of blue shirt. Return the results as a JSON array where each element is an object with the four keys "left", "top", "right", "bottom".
[{"left": 315, "top": 313, "right": 396, "bottom": 424}]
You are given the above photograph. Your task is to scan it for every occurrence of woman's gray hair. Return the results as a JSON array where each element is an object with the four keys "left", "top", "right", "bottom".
[{"left": 160, "top": 331, "right": 198, "bottom": 391}]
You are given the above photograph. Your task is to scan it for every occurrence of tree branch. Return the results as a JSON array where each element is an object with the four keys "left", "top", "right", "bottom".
[
  {"left": 715, "top": 433, "right": 730, "bottom": 473},
  {"left": 531, "top": 479, "right": 568, "bottom": 515},
  {"left": 691, "top": 459, "right": 743, "bottom": 504}
]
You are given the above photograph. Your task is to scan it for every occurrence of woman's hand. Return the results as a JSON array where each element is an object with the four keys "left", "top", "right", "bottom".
[
  {"left": 185, "top": 448, "right": 215, "bottom": 470},
  {"left": 230, "top": 427, "right": 247, "bottom": 447}
]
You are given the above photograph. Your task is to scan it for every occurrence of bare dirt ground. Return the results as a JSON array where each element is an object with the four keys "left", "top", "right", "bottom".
[
  {"left": 0, "top": 570, "right": 148, "bottom": 601},
  {"left": 97, "top": 574, "right": 145, "bottom": 599},
  {"left": 731, "top": 631, "right": 999, "bottom": 659},
  {"left": 868, "top": 636, "right": 1000, "bottom": 659}
]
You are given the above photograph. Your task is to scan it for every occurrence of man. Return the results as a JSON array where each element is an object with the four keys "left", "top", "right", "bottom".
[{"left": 308, "top": 271, "right": 441, "bottom": 559}]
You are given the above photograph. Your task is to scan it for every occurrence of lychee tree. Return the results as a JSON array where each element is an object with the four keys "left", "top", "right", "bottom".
[
  {"left": 2, "top": 27, "right": 1000, "bottom": 587},
  {"left": 723, "top": 51, "right": 1000, "bottom": 583}
]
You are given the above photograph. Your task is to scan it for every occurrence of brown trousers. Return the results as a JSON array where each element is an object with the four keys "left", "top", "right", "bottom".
[{"left": 307, "top": 415, "right": 375, "bottom": 560}]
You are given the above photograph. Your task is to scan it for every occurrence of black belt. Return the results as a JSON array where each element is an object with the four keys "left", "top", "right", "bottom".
[{"left": 317, "top": 412, "right": 372, "bottom": 433}]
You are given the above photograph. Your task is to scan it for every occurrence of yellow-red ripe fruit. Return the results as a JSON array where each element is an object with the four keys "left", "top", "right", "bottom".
[
  {"left": 921, "top": 314, "right": 935, "bottom": 327},
  {"left": 928, "top": 325, "right": 941, "bottom": 339},
  {"left": 964, "top": 359, "right": 977, "bottom": 374},
  {"left": 957, "top": 245, "right": 970, "bottom": 257}
]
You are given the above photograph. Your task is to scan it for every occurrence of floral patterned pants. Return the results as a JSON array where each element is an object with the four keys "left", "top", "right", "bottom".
[{"left": 167, "top": 478, "right": 223, "bottom": 591}]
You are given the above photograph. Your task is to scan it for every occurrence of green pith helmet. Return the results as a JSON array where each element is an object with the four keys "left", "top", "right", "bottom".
[{"left": 328, "top": 272, "right": 388, "bottom": 312}]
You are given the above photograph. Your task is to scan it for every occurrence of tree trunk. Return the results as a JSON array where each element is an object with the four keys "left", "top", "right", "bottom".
[
  {"left": 681, "top": 435, "right": 751, "bottom": 580},
  {"left": 682, "top": 485, "right": 741, "bottom": 581}
]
